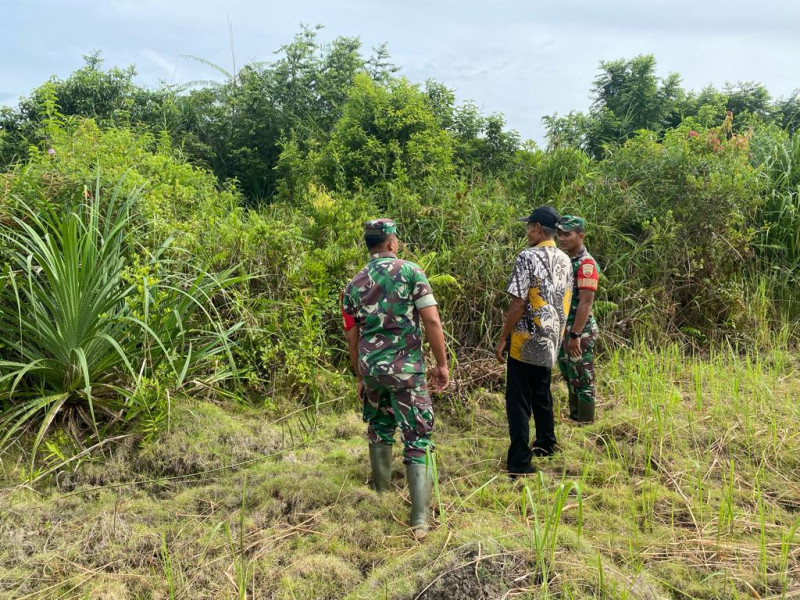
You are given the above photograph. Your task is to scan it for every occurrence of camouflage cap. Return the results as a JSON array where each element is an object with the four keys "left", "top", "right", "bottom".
[
  {"left": 556, "top": 215, "right": 586, "bottom": 232},
  {"left": 364, "top": 218, "right": 398, "bottom": 236}
]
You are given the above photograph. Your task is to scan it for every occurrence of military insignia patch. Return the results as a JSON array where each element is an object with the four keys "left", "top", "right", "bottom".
[{"left": 582, "top": 264, "right": 595, "bottom": 277}]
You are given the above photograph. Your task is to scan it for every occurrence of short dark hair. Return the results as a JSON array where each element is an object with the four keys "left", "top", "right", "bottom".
[
  {"left": 540, "top": 225, "right": 556, "bottom": 238},
  {"left": 365, "top": 234, "right": 389, "bottom": 250}
]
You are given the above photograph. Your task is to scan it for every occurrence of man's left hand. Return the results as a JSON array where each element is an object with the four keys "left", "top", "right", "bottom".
[
  {"left": 567, "top": 336, "right": 582, "bottom": 358},
  {"left": 428, "top": 365, "right": 449, "bottom": 393}
]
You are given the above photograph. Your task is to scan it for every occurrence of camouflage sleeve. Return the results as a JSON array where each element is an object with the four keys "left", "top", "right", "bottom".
[
  {"left": 506, "top": 253, "right": 530, "bottom": 300},
  {"left": 341, "top": 289, "right": 356, "bottom": 331},
  {"left": 408, "top": 264, "right": 437, "bottom": 310},
  {"left": 577, "top": 259, "right": 599, "bottom": 291}
]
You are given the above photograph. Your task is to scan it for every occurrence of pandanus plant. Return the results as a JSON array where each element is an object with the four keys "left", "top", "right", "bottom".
[{"left": 0, "top": 173, "right": 243, "bottom": 462}]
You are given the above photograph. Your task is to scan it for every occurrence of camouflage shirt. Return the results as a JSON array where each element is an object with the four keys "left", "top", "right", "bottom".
[
  {"left": 567, "top": 247, "right": 600, "bottom": 333},
  {"left": 506, "top": 240, "right": 573, "bottom": 368},
  {"left": 342, "top": 252, "right": 437, "bottom": 376}
]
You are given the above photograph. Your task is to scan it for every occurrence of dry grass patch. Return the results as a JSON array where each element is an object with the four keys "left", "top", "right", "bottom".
[{"left": 1, "top": 346, "right": 799, "bottom": 598}]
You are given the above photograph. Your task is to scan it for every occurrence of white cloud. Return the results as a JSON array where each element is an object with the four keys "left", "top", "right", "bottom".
[{"left": 141, "top": 49, "right": 179, "bottom": 80}]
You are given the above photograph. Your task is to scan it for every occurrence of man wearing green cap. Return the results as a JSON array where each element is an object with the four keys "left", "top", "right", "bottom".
[
  {"left": 341, "top": 218, "right": 449, "bottom": 541},
  {"left": 556, "top": 215, "right": 600, "bottom": 423}
]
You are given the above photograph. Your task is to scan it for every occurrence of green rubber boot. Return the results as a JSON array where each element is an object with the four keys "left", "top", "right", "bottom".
[
  {"left": 406, "top": 463, "right": 433, "bottom": 541},
  {"left": 577, "top": 399, "right": 595, "bottom": 423},
  {"left": 369, "top": 444, "right": 393, "bottom": 493},
  {"left": 568, "top": 391, "right": 579, "bottom": 421}
]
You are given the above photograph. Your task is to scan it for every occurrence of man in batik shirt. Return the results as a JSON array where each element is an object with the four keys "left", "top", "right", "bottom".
[
  {"left": 495, "top": 206, "right": 572, "bottom": 477},
  {"left": 342, "top": 219, "right": 449, "bottom": 540},
  {"left": 556, "top": 215, "right": 600, "bottom": 423}
]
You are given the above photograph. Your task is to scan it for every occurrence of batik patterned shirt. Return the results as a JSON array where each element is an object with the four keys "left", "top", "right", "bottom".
[
  {"left": 342, "top": 252, "right": 437, "bottom": 376},
  {"left": 506, "top": 240, "right": 573, "bottom": 367}
]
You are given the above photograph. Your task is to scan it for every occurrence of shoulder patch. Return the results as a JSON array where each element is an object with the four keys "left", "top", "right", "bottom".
[{"left": 577, "top": 259, "right": 599, "bottom": 291}]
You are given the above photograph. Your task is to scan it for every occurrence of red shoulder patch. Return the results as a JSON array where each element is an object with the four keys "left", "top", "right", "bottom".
[
  {"left": 341, "top": 291, "right": 356, "bottom": 331},
  {"left": 577, "top": 259, "right": 599, "bottom": 291}
]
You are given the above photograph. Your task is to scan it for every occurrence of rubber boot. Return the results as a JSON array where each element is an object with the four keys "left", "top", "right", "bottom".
[
  {"left": 577, "top": 400, "right": 595, "bottom": 424},
  {"left": 406, "top": 463, "right": 433, "bottom": 541},
  {"left": 568, "top": 391, "right": 579, "bottom": 421},
  {"left": 369, "top": 444, "right": 393, "bottom": 493}
]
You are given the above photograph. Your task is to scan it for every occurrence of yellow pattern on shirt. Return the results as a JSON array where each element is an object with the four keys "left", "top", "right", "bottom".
[{"left": 506, "top": 239, "right": 573, "bottom": 366}]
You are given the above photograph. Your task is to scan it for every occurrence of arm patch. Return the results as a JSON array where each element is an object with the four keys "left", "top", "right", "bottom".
[
  {"left": 341, "top": 289, "right": 357, "bottom": 331},
  {"left": 577, "top": 259, "right": 599, "bottom": 291}
]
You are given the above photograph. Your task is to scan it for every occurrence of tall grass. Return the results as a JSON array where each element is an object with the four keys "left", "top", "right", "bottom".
[
  {"left": 762, "top": 133, "right": 800, "bottom": 266},
  {"left": 758, "top": 133, "right": 800, "bottom": 325},
  {"left": 521, "top": 477, "right": 583, "bottom": 595}
]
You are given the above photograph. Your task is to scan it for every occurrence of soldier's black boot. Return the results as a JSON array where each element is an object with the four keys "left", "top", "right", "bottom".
[
  {"left": 369, "top": 443, "right": 393, "bottom": 493},
  {"left": 406, "top": 463, "right": 433, "bottom": 541},
  {"left": 568, "top": 390, "right": 579, "bottom": 421},
  {"left": 577, "top": 399, "right": 595, "bottom": 423}
]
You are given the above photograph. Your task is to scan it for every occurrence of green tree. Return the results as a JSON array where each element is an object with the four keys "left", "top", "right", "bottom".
[
  {"left": 589, "top": 55, "right": 683, "bottom": 153},
  {"left": 424, "top": 80, "right": 456, "bottom": 130},
  {"left": 725, "top": 81, "right": 771, "bottom": 121},
  {"left": 451, "top": 103, "right": 519, "bottom": 175},
  {"left": 681, "top": 85, "right": 729, "bottom": 128},
  {"left": 313, "top": 73, "right": 453, "bottom": 191},
  {"left": 0, "top": 52, "right": 183, "bottom": 166},
  {"left": 183, "top": 26, "right": 400, "bottom": 201},
  {"left": 773, "top": 91, "right": 800, "bottom": 133},
  {"left": 545, "top": 55, "right": 683, "bottom": 157}
]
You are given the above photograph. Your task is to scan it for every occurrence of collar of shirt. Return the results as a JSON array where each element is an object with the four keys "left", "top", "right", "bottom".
[
  {"left": 572, "top": 246, "right": 588, "bottom": 260},
  {"left": 369, "top": 251, "right": 397, "bottom": 260},
  {"left": 535, "top": 240, "right": 557, "bottom": 248}
]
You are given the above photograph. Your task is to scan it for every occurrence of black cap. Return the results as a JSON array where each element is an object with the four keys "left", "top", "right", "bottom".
[{"left": 518, "top": 206, "right": 561, "bottom": 229}]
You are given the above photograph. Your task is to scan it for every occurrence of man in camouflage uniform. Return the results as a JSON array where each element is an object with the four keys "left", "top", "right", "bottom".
[
  {"left": 556, "top": 215, "right": 600, "bottom": 423},
  {"left": 342, "top": 219, "right": 449, "bottom": 541},
  {"left": 495, "top": 206, "right": 573, "bottom": 477}
]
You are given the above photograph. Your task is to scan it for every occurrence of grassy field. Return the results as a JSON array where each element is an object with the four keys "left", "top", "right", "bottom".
[{"left": 1, "top": 343, "right": 799, "bottom": 600}]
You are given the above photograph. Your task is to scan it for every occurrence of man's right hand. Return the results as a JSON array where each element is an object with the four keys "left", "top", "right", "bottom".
[
  {"left": 428, "top": 365, "right": 449, "bottom": 393},
  {"left": 494, "top": 336, "right": 507, "bottom": 364}
]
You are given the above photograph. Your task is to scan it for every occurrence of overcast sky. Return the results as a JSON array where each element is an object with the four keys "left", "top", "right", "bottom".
[{"left": 2, "top": 0, "right": 799, "bottom": 143}]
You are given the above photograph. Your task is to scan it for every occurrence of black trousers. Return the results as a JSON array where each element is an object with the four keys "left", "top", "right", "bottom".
[{"left": 505, "top": 357, "right": 557, "bottom": 473}]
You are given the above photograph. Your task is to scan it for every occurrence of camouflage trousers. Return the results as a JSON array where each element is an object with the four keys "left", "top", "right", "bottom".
[
  {"left": 557, "top": 328, "right": 596, "bottom": 423},
  {"left": 362, "top": 373, "right": 434, "bottom": 465}
]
